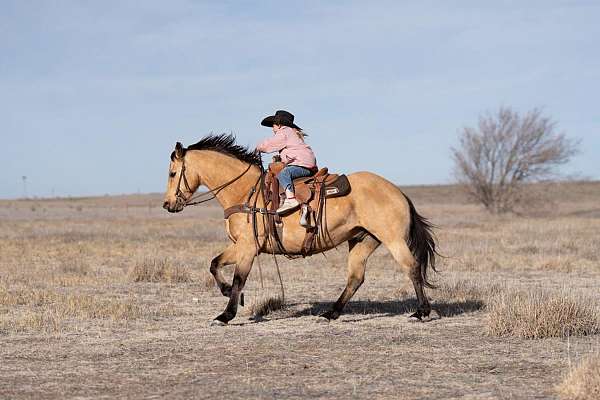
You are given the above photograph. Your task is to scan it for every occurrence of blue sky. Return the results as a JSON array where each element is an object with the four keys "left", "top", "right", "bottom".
[{"left": 1, "top": 1, "right": 599, "bottom": 198}]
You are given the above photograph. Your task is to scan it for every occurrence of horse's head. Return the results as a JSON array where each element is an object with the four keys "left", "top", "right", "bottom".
[{"left": 162, "top": 142, "right": 200, "bottom": 213}]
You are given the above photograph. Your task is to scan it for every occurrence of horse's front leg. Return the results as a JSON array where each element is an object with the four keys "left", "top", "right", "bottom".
[
  {"left": 209, "top": 244, "right": 237, "bottom": 297},
  {"left": 212, "top": 250, "right": 255, "bottom": 325}
]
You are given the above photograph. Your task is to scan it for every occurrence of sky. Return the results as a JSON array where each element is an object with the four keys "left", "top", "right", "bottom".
[{"left": 1, "top": 1, "right": 599, "bottom": 199}]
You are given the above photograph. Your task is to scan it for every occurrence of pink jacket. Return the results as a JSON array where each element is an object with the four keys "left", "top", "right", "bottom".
[{"left": 256, "top": 126, "right": 317, "bottom": 169}]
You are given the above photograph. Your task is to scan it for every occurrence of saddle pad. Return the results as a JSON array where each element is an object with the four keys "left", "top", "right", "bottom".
[{"left": 324, "top": 174, "right": 351, "bottom": 198}]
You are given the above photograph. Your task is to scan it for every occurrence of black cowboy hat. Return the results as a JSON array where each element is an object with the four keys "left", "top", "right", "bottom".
[{"left": 261, "top": 110, "right": 302, "bottom": 130}]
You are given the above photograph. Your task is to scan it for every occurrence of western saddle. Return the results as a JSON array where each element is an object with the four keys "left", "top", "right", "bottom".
[
  {"left": 262, "top": 160, "right": 351, "bottom": 256},
  {"left": 223, "top": 158, "right": 351, "bottom": 257}
]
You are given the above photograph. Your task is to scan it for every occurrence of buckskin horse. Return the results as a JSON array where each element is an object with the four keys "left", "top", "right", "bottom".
[{"left": 162, "top": 134, "right": 438, "bottom": 325}]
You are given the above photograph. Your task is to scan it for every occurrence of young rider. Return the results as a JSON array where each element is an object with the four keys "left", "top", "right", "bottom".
[{"left": 256, "top": 110, "right": 317, "bottom": 214}]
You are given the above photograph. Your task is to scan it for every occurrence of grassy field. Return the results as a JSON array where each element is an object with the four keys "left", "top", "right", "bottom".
[{"left": 1, "top": 182, "right": 599, "bottom": 399}]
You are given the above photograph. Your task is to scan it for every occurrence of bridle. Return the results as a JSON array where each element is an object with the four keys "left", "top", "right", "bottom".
[{"left": 174, "top": 156, "right": 254, "bottom": 207}]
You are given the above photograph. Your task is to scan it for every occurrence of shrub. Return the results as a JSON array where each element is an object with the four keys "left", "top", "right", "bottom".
[
  {"left": 486, "top": 288, "right": 600, "bottom": 339},
  {"left": 246, "top": 292, "right": 284, "bottom": 318},
  {"left": 557, "top": 353, "right": 600, "bottom": 400},
  {"left": 129, "top": 258, "right": 191, "bottom": 283}
]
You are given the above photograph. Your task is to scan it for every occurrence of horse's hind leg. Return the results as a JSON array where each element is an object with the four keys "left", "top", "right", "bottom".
[
  {"left": 409, "top": 276, "right": 432, "bottom": 321},
  {"left": 387, "top": 241, "right": 431, "bottom": 320},
  {"left": 321, "top": 233, "right": 380, "bottom": 320}
]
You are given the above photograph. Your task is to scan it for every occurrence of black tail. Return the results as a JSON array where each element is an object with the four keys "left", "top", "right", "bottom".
[{"left": 404, "top": 194, "right": 438, "bottom": 288}]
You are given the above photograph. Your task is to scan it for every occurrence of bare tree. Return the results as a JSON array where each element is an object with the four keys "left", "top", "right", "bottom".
[{"left": 452, "top": 107, "right": 579, "bottom": 213}]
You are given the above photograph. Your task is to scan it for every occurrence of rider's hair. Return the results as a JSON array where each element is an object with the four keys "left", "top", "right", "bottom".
[
  {"left": 294, "top": 128, "right": 307, "bottom": 142},
  {"left": 274, "top": 122, "right": 307, "bottom": 142}
]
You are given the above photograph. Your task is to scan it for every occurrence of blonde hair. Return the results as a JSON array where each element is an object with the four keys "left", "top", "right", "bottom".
[{"left": 294, "top": 128, "right": 307, "bottom": 142}]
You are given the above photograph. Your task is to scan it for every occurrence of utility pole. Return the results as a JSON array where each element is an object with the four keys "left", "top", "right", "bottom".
[{"left": 22, "top": 176, "right": 28, "bottom": 199}]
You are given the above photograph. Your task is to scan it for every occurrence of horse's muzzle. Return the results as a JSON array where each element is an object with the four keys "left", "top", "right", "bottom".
[{"left": 163, "top": 199, "right": 185, "bottom": 213}]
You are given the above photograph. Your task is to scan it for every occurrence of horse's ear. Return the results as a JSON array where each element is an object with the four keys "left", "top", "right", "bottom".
[{"left": 174, "top": 142, "right": 184, "bottom": 159}]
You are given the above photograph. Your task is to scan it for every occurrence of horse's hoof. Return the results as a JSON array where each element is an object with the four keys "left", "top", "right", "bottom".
[
  {"left": 209, "top": 319, "right": 227, "bottom": 327},
  {"left": 408, "top": 312, "right": 422, "bottom": 322},
  {"left": 421, "top": 310, "right": 441, "bottom": 322},
  {"left": 316, "top": 316, "right": 331, "bottom": 324},
  {"left": 319, "top": 310, "right": 339, "bottom": 321}
]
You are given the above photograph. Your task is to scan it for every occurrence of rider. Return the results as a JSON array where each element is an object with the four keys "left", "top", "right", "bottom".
[{"left": 256, "top": 110, "right": 317, "bottom": 214}]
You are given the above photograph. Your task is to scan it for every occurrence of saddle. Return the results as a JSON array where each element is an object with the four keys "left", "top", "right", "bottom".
[{"left": 264, "top": 161, "right": 351, "bottom": 256}]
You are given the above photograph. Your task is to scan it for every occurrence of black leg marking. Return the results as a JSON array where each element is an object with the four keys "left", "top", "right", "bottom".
[{"left": 320, "top": 309, "right": 341, "bottom": 320}]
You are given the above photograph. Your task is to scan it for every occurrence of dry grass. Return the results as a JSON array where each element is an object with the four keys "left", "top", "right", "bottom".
[
  {"left": 486, "top": 288, "right": 600, "bottom": 339},
  {"left": 0, "top": 309, "right": 62, "bottom": 333},
  {"left": 57, "top": 293, "right": 143, "bottom": 320},
  {"left": 0, "top": 283, "right": 184, "bottom": 334},
  {"left": 557, "top": 353, "right": 600, "bottom": 400},
  {"left": 429, "top": 279, "right": 600, "bottom": 339},
  {"left": 0, "top": 285, "right": 56, "bottom": 307},
  {"left": 245, "top": 292, "right": 285, "bottom": 318},
  {"left": 0, "top": 184, "right": 599, "bottom": 398},
  {"left": 0, "top": 280, "right": 192, "bottom": 334},
  {"left": 129, "top": 258, "right": 191, "bottom": 283}
]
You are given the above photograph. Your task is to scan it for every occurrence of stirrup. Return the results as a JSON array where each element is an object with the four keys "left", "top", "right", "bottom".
[{"left": 300, "top": 204, "right": 313, "bottom": 228}]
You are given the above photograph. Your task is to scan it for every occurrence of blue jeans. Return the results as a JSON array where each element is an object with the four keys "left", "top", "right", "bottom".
[{"left": 278, "top": 165, "right": 314, "bottom": 192}]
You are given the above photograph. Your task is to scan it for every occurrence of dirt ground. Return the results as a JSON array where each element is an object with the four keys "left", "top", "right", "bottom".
[{"left": 1, "top": 182, "right": 599, "bottom": 399}]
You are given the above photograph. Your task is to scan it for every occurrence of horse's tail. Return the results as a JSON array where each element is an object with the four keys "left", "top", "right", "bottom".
[{"left": 404, "top": 194, "right": 438, "bottom": 288}]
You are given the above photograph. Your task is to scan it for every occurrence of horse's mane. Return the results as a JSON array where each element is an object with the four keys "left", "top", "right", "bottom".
[{"left": 172, "top": 134, "right": 262, "bottom": 167}]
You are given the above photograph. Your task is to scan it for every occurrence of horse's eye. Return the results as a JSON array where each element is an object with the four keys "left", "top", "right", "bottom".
[{"left": 169, "top": 171, "right": 176, "bottom": 178}]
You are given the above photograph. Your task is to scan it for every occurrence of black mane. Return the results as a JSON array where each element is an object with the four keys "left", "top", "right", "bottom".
[{"left": 174, "top": 134, "right": 262, "bottom": 166}]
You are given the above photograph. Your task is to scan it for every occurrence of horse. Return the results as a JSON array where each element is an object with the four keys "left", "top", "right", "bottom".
[{"left": 162, "top": 134, "right": 438, "bottom": 325}]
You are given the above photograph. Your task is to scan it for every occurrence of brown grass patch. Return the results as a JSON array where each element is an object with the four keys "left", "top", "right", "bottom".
[
  {"left": 59, "top": 263, "right": 91, "bottom": 276},
  {"left": 486, "top": 288, "right": 600, "bottom": 339},
  {"left": 0, "top": 310, "right": 62, "bottom": 334},
  {"left": 0, "top": 285, "right": 57, "bottom": 306},
  {"left": 0, "top": 286, "right": 141, "bottom": 319},
  {"left": 129, "top": 258, "right": 191, "bottom": 283},
  {"left": 246, "top": 292, "right": 285, "bottom": 318},
  {"left": 0, "top": 292, "right": 142, "bottom": 334},
  {"left": 557, "top": 353, "right": 600, "bottom": 400},
  {"left": 0, "top": 283, "right": 186, "bottom": 334},
  {"left": 57, "top": 294, "right": 142, "bottom": 320}
]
